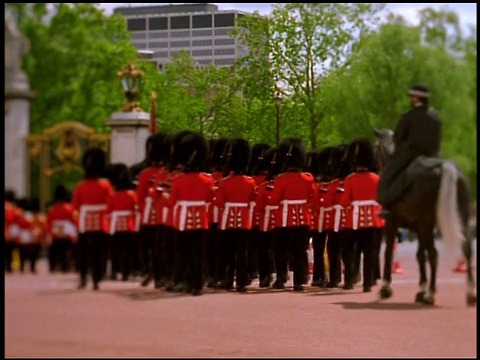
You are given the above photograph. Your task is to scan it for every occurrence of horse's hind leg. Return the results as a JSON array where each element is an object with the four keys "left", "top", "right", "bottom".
[
  {"left": 422, "top": 233, "right": 438, "bottom": 305},
  {"left": 415, "top": 241, "right": 429, "bottom": 303},
  {"left": 379, "top": 223, "right": 396, "bottom": 300},
  {"left": 462, "top": 237, "right": 477, "bottom": 306}
]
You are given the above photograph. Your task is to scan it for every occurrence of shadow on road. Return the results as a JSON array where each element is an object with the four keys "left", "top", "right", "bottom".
[{"left": 332, "top": 301, "right": 441, "bottom": 311}]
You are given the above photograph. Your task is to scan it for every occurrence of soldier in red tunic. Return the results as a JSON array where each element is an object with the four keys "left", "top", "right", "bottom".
[
  {"left": 267, "top": 138, "right": 319, "bottom": 291},
  {"left": 214, "top": 138, "right": 257, "bottom": 292},
  {"left": 204, "top": 138, "right": 229, "bottom": 288},
  {"left": 162, "top": 132, "right": 215, "bottom": 296},
  {"left": 46, "top": 185, "right": 77, "bottom": 273},
  {"left": 71, "top": 147, "right": 113, "bottom": 290},
  {"left": 253, "top": 147, "right": 281, "bottom": 288},
  {"left": 136, "top": 132, "right": 168, "bottom": 287},
  {"left": 106, "top": 163, "right": 139, "bottom": 281},
  {"left": 321, "top": 144, "right": 349, "bottom": 288},
  {"left": 339, "top": 137, "right": 385, "bottom": 292},
  {"left": 310, "top": 146, "right": 333, "bottom": 287},
  {"left": 246, "top": 143, "right": 271, "bottom": 285},
  {"left": 5, "top": 190, "right": 22, "bottom": 273}
]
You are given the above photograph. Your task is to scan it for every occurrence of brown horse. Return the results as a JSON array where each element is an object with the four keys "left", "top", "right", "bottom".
[{"left": 373, "top": 128, "right": 476, "bottom": 306}]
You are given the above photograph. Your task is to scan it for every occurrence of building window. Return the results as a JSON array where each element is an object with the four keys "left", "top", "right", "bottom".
[
  {"left": 128, "top": 18, "right": 147, "bottom": 31},
  {"left": 170, "top": 40, "right": 190, "bottom": 48},
  {"left": 214, "top": 28, "right": 231, "bottom": 36},
  {"left": 192, "top": 29, "right": 213, "bottom": 37},
  {"left": 150, "top": 41, "right": 168, "bottom": 48},
  {"left": 154, "top": 51, "right": 169, "bottom": 58},
  {"left": 192, "top": 39, "right": 213, "bottom": 47},
  {"left": 214, "top": 58, "right": 235, "bottom": 66},
  {"left": 134, "top": 43, "right": 147, "bottom": 50},
  {"left": 197, "top": 59, "right": 213, "bottom": 65},
  {"left": 214, "top": 48, "right": 235, "bottom": 56},
  {"left": 192, "top": 14, "right": 212, "bottom": 28},
  {"left": 170, "top": 30, "right": 191, "bottom": 38},
  {"left": 171, "top": 50, "right": 190, "bottom": 57},
  {"left": 214, "top": 38, "right": 235, "bottom": 46},
  {"left": 149, "top": 32, "right": 168, "bottom": 39},
  {"left": 214, "top": 13, "right": 235, "bottom": 28},
  {"left": 131, "top": 33, "right": 147, "bottom": 40},
  {"left": 171, "top": 16, "right": 190, "bottom": 29},
  {"left": 192, "top": 49, "right": 213, "bottom": 56},
  {"left": 149, "top": 17, "right": 168, "bottom": 30}
]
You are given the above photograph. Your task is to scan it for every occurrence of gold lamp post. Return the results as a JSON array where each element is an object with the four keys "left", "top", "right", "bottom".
[{"left": 117, "top": 61, "right": 145, "bottom": 112}]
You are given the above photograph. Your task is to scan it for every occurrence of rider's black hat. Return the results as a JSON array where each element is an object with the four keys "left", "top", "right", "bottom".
[{"left": 408, "top": 83, "right": 430, "bottom": 98}]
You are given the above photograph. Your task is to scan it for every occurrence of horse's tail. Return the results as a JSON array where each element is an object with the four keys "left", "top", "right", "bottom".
[{"left": 436, "top": 161, "right": 464, "bottom": 264}]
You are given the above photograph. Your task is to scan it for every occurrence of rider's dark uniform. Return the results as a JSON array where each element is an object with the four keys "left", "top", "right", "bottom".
[{"left": 377, "top": 85, "right": 442, "bottom": 209}]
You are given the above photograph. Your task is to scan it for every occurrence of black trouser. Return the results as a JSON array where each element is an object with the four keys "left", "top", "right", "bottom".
[
  {"left": 5, "top": 241, "right": 16, "bottom": 272},
  {"left": 77, "top": 231, "right": 107, "bottom": 286},
  {"left": 218, "top": 229, "right": 249, "bottom": 288},
  {"left": 273, "top": 226, "right": 310, "bottom": 287},
  {"left": 153, "top": 224, "right": 167, "bottom": 284},
  {"left": 344, "top": 228, "right": 376, "bottom": 289},
  {"left": 340, "top": 230, "right": 356, "bottom": 287},
  {"left": 373, "top": 227, "right": 384, "bottom": 282},
  {"left": 173, "top": 229, "right": 189, "bottom": 287},
  {"left": 327, "top": 230, "right": 342, "bottom": 286},
  {"left": 257, "top": 230, "right": 274, "bottom": 284},
  {"left": 139, "top": 225, "right": 157, "bottom": 278},
  {"left": 205, "top": 223, "right": 219, "bottom": 284},
  {"left": 175, "top": 229, "right": 207, "bottom": 292},
  {"left": 163, "top": 226, "right": 176, "bottom": 285},
  {"left": 49, "top": 238, "right": 74, "bottom": 273},
  {"left": 18, "top": 243, "right": 41, "bottom": 273},
  {"left": 111, "top": 231, "right": 136, "bottom": 280},
  {"left": 312, "top": 231, "right": 328, "bottom": 283},
  {"left": 247, "top": 226, "right": 259, "bottom": 280}
]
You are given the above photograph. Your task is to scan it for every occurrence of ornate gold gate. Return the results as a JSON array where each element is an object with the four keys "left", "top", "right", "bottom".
[{"left": 25, "top": 121, "right": 110, "bottom": 212}]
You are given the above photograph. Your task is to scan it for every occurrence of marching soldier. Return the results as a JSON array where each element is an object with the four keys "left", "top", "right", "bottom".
[
  {"left": 5, "top": 190, "right": 22, "bottom": 273},
  {"left": 214, "top": 138, "right": 257, "bottom": 292},
  {"left": 311, "top": 146, "right": 334, "bottom": 287},
  {"left": 71, "top": 147, "right": 113, "bottom": 290},
  {"left": 106, "top": 163, "right": 139, "bottom": 281},
  {"left": 339, "top": 137, "right": 385, "bottom": 292},
  {"left": 267, "top": 138, "right": 319, "bottom": 291},
  {"left": 162, "top": 132, "right": 215, "bottom": 295},
  {"left": 136, "top": 132, "right": 168, "bottom": 287},
  {"left": 46, "top": 184, "right": 77, "bottom": 273}
]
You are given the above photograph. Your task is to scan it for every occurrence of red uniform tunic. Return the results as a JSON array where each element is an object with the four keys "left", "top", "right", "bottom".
[
  {"left": 46, "top": 202, "right": 77, "bottom": 243},
  {"left": 214, "top": 174, "right": 257, "bottom": 230},
  {"left": 150, "top": 167, "right": 169, "bottom": 225},
  {"left": 107, "top": 189, "right": 139, "bottom": 234},
  {"left": 315, "top": 181, "right": 331, "bottom": 232},
  {"left": 208, "top": 170, "right": 225, "bottom": 225},
  {"left": 339, "top": 171, "right": 385, "bottom": 229},
  {"left": 322, "top": 178, "right": 347, "bottom": 232},
  {"left": 71, "top": 178, "right": 113, "bottom": 233},
  {"left": 5, "top": 201, "right": 23, "bottom": 242},
  {"left": 136, "top": 165, "right": 163, "bottom": 226},
  {"left": 163, "top": 172, "right": 215, "bottom": 231},
  {"left": 157, "top": 169, "right": 184, "bottom": 227},
  {"left": 251, "top": 174, "right": 267, "bottom": 228},
  {"left": 267, "top": 172, "right": 319, "bottom": 228},
  {"left": 254, "top": 180, "right": 278, "bottom": 232}
]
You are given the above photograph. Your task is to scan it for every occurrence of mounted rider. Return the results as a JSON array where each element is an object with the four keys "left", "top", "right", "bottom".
[{"left": 377, "top": 83, "right": 442, "bottom": 218}]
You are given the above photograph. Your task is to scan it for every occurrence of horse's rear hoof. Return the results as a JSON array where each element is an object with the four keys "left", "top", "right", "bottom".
[
  {"left": 415, "top": 291, "right": 426, "bottom": 303},
  {"left": 379, "top": 286, "right": 392, "bottom": 299},
  {"left": 466, "top": 293, "right": 477, "bottom": 307}
]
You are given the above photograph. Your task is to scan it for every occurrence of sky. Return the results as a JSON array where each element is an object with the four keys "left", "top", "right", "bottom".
[{"left": 98, "top": 3, "right": 477, "bottom": 31}]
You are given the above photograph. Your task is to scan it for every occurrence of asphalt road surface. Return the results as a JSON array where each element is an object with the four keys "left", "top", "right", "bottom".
[{"left": 5, "top": 239, "right": 477, "bottom": 358}]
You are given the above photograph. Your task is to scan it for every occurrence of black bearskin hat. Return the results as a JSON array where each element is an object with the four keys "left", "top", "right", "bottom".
[
  {"left": 53, "top": 184, "right": 69, "bottom": 202},
  {"left": 264, "top": 147, "right": 282, "bottom": 181},
  {"left": 167, "top": 130, "right": 195, "bottom": 172},
  {"left": 147, "top": 132, "right": 169, "bottom": 164},
  {"left": 206, "top": 137, "right": 229, "bottom": 173},
  {"left": 82, "top": 147, "right": 107, "bottom": 179},
  {"left": 178, "top": 132, "right": 210, "bottom": 172},
  {"left": 348, "top": 137, "right": 376, "bottom": 171},
  {"left": 106, "top": 163, "right": 132, "bottom": 190},
  {"left": 29, "top": 198, "right": 40, "bottom": 213},
  {"left": 5, "top": 189, "right": 16, "bottom": 203},
  {"left": 318, "top": 146, "right": 334, "bottom": 181},
  {"left": 305, "top": 151, "right": 320, "bottom": 178},
  {"left": 224, "top": 138, "right": 251, "bottom": 174},
  {"left": 278, "top": 137, "right": 306, "bottom": 171},
  {"left": 248, "top": 143, "right": 271, "bottom": 176},
  {"left": 328, "top": 143, "right": 349, "bottom": 179}
]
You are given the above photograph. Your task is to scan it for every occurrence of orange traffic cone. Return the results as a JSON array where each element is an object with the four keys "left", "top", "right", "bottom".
[
  {"left": 307, "top": 243, "right": 314, "bottom": 275},
  {"left": 392, "top": 241, "right": 403, "bottom": 274},
  {"left": 453, "top": 260, "right": 467, "bottom": 273}
]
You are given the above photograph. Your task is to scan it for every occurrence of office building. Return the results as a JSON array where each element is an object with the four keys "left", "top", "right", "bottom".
[{"left": 113, "top": 3, "right": 251, "bottom": 71}]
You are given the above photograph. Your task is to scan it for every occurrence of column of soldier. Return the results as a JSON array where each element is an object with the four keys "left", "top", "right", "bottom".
[{"left": 4, "top": 130, "right": 385, "bottom": 295}]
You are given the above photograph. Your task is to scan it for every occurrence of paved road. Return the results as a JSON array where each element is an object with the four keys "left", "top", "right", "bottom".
[{"left": 5, "top": 240, "right": 477, "bottom": 358}]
